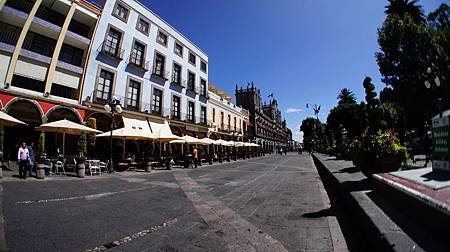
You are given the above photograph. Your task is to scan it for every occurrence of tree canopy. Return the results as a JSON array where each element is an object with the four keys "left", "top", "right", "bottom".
[
  {"left": 385, "top": 0, "right": 426, "bottom": 24},
  {"left": 337, "top": 88, "right": 357, "bottom": 105}
]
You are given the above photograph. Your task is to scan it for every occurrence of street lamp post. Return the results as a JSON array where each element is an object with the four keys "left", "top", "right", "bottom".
[
  {"left": 104, "top": 96, "right": 122, "bottom": 173},
  {"left": 424, "top": 67, "right": 442, "bottom": 118},
  {"left": 306, "top": 103, "right": 321, "bottom": 152}
]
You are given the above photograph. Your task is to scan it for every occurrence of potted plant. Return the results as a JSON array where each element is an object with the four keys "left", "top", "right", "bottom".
[
  {"left": 351, "top": 129, "right": 408, "bottom": 177},
  {"left": 35, "top": 134, "right": 46, "bottom": 179},
  {"left": 144, "top": 141, "right": 154, "bottom": 172},
  {"left": 76, "top": 132, "right": 87, "bottom": 178}
]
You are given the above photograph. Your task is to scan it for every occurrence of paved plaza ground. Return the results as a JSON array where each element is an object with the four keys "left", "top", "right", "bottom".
[{"left": 0, "top": 153, "right": 347, "bottom": 251}]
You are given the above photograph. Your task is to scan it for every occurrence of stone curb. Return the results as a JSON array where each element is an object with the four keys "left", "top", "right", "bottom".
[{"left": 312, "top": 154, "right": 425, "bottom": 252}]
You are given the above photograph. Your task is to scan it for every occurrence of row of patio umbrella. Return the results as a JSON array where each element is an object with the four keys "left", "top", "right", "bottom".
[
  {"left": 0, "top": 114, "right": 260, "bottom": 158},
  {"left": 169, "top": 136, "right": 260, "bottom": 147}
]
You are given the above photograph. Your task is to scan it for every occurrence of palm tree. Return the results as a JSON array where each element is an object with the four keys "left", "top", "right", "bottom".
[
  {"left": 385, "top": 0, "right": 426, "bottom": 24},
  {"left": 337, "top": 88, "right": 357, "bottom": 105}
]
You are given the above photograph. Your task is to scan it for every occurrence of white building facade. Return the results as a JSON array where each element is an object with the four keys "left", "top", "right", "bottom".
[
  {"left": 207, "top": 83, "right": 243, "bottom": 141},
  {"left": 82, "top": 0, "right": 209, "bottom": 136}
]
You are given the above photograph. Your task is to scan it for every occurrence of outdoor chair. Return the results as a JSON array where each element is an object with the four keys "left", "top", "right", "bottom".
[
  {"left": 65, "top": 158, "right": 77, "bottom": 172},
  {"left": 54, "top": 160, "right": 65, "bottom": 176},
  {"left": 88, "top": 160, "right": 101, "bottom": 176},
  {"left": 99, "top": 161, "right": 107, "bottom": 173}
]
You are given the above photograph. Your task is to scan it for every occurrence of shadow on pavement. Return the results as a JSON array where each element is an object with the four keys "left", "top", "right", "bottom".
[
  {"left": 341, "top": 178, "right": 372, "bottom": 192},
  {"left": 334, "top": 166, "right": 359, "bottom": 174},
  {"left": 302, "top": 207, "right": 334, "bottom": 218}
]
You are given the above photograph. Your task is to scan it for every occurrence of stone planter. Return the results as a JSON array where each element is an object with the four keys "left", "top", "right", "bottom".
[
  {"left": 36, "top": 163, "right": 46, "bottom": 179},
  {"left": 77, "top": 163, "right": 85, "bottom": 178},
  {"left": 145, "top": 162, "right": 152, "bottom": 172},
  {"left": 357, "top": 156, "right": 401, "bottom": 178}
]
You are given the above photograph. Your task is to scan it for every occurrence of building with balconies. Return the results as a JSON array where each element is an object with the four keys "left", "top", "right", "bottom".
[
  {"left": 207, "top": 83, "right": 243, "bottom": 141},
  {"left": 82, "top": 0, "right": 209, "bottom": 138},
  {"left": 0, "top": 0, "right": 102, "bottom": 157},
  {"left": 235, "top": 82, "right": 290, "bottom": 153}
]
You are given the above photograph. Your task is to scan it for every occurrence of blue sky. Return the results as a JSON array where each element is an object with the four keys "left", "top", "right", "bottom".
[{"left": 142, "top": 0, "right": 444, "bottom": 142}]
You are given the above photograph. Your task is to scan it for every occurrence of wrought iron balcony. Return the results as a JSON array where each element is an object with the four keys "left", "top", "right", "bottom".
[
  {"left": 127, "top": 52, "right": 149, "bottom": 71},
  {"left": 99, "top": 41, "right": 124, "bottom": 60},
  {"left": 151, "top": 66, "right": 169, "bottom": 80}
]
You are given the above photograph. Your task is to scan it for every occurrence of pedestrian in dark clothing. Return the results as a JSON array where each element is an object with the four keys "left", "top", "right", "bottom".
[
  {"left": 28, "top": 142, "right": 35, "bottom": 177},
  {"left": 18, "top": 142, "right": 30, "bottom": 179}
]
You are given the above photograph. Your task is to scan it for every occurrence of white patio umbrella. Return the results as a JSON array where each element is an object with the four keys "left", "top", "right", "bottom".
[
  {"left": 170, "top": 135, "right": 205, "bottom": 145},
  {"left": 170, "top": 135, "right": 205, "bottom": 156},
  {"left": 38, "top": 119, "right": 102, "bottom": 157},
  {"left": 214, "top": 139, "right": 232, "bottom": 146},
  {"left": 234, "top": 142, "right": 245, "bottom": 147},
  {"left": 96, "top": 127, "right": 156, "bottom": 140},
  {"left": 96, "top": 127, "right": 155, "bottom": 158},
  {"left": 200, "top": 138, "right": 215, "bottom": 145},
  {"left": 199, "top": 138, "right": 215, "bottom": 158},
  {"left": 0, "top": 111, "right": 27, "bottom": 127}
]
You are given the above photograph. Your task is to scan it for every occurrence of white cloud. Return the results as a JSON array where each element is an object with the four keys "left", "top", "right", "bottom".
[{"left": 285, "top": 108, "right": 303, "bottom": 113}]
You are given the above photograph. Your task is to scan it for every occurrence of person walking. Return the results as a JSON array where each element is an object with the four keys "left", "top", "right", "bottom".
[
  {"left": 28, "top": 142, "right": 36, "bottom": 177},
  {"left": 193, "top": 147, "right": 198, "bottom": 168},
  {"left": 17, "top": 142, "right": 30, "bottom": 179}
]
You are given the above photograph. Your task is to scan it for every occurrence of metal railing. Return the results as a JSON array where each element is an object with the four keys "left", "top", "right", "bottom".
[
  {"left": 151, "top": 65, "right": 169, "bottom": 80},
  {"left": 99, "top": 41, "right": 124, "bottom": 60},
  {"left": 171, "top": 73, "right": 186, "bottom": 88},
  {"left": 127, "top": 52, "right": 149, "bottom": 71},
  {"left": 0, "top": 28, "right": 20, "bottom": 46},
  {"left": 5, "top": 0, "right": 34, "bottom": 14}
]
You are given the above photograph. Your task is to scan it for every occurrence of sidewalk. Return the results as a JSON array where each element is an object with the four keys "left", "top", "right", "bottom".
[{"left": 312, "top": 153, "right": 450, "bottom": 252}]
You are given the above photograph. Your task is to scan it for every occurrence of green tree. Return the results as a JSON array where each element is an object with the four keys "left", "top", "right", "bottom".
[
  {"left": 428, "top": 3, "right": 450, "bottom": 111},
  {"left": 327, "top": 103, "right": 367, "bottom": 140},
  {"left": 77, "top": 132, "right": 87, "bottom": 156},
  {"left": 300, "top": 117, "right": 324, "bottom": 150},
  {"left": 385, "top": 0, "right": 426, "bottom": 24},
  {"left": 376, "top": 13, "right": 436, "bottom": 129},
  {"left": 337, "top": 88, "right": 357, "bottom": 105}
]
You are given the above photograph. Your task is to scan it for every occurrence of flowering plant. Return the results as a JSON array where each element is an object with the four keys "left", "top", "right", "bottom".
[{"left": 351, "top": 129, "right": 408, "bottom": 176}]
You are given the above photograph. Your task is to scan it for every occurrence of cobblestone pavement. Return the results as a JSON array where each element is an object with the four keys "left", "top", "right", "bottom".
[{"left": 0, "top": 153, "right": 346, "bottom": 251}]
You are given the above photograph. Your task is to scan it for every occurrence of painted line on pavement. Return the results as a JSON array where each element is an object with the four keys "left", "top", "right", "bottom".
[
  {"left": 15, "top": 186, "right": 154, "bottom": 205},
  {"left": 0, "top": 185, "right": 7, "bottom": 251},
  {"left": 174, "top": 171, "right": 288, "bottom": 252}
]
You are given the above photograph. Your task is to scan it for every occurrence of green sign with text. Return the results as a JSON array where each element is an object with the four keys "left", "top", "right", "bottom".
[{"left": 432, "top": 112, "right": 450, "bottom": 172}]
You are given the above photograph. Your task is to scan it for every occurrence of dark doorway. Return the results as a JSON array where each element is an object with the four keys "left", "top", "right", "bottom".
[{"left": 4, "top": 100, "right": 42, "bottom": 161}]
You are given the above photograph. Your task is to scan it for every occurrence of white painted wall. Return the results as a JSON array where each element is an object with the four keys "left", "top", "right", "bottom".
[
  {"left": 207, "top": 91, "right": 243, "bottom": 131},
  {"left": 83, "top": 0, "right": 208, "bottom": 122}
]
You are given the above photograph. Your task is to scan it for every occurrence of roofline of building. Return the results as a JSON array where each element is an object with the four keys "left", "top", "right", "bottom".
[{"left": 133, "top": 0, "right": 208, "bottom": 57}]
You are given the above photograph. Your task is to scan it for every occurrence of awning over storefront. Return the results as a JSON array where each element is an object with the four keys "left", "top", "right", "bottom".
[
  {"left": 149, "top": 119, "right": 180, "bottom": 141},
  {"left": 96, "top": 116, "right": 154, "bottom": 140}
]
